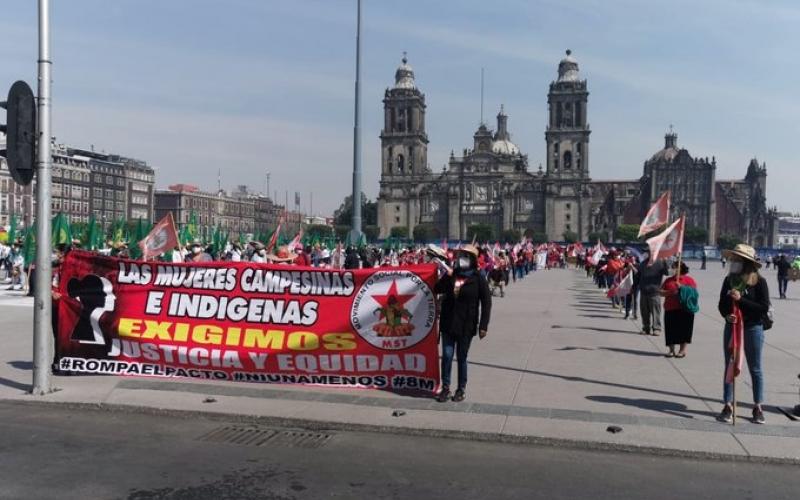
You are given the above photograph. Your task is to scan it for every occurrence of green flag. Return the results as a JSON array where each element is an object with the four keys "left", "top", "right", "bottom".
[
  {"left": 23, "top": 226, "right": 36, "bottom": 267},
  {"left": 52, "top": 212, "right": 73, "bottom": 247},
  {"left": 7, "top": 214, "right": 18, "bottom": 245},
  {"left": 82, "top": 214, "right": 102, "bottom": 250},
  {"left": 129, "top": 218, "right": 149, "bottom": 259},
  {"left": 187, "top": 211, "right": 198, "bottom": 241}
]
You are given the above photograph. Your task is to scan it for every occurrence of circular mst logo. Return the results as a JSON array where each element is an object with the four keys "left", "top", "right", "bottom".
[{"left": 350, "top": 270, "right": 436, "bottom": 350}]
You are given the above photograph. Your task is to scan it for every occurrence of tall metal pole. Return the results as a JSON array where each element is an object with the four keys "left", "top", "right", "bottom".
[
  {"left": 349, "top": 0, "right": 363, "bottom": 242},
  {"left": 32, "top": 0, "right": 53, "bottom": 395}
]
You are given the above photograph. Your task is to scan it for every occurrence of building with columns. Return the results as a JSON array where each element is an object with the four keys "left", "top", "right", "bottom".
[{"left": 377, "top": 51, "right": 777, "bottom": 246}]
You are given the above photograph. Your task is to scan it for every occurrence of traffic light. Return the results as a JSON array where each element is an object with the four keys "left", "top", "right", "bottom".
[{"left": 0, "top": 80, "right": 36, "bottom": 186}]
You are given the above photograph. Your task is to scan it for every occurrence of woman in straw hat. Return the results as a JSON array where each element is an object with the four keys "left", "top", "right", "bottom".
[
  {"left": 433, "top": 244, "right": 492, "bottom": 403},
  {"left": 717, "top": 244, "right": 770, "bottom": 424}
]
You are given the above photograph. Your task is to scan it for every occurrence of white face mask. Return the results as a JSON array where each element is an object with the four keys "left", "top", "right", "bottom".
[
  {"left": 457, "top": 257, "right": 471, "bottom": 269},
  {"left": 192, "top": 247, "right": 201, "bottom": 254},
  {"left": 729, "top": 261, "right": 743, "bottom": 274}
]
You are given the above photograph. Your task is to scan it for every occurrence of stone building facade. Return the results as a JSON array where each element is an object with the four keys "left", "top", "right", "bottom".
[
  {"left": 377, "top": 51, "right": 777, "bottom": 246},
  {"left": 1, "top": 138, "right": 156, "bottom": 230}
]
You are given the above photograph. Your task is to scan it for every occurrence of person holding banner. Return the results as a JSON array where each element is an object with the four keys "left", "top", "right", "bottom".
[
  {"left": 659, "top": 261, "right": 696, "bottom": 358},
  {"left": 717, "top": 244, "right": 770, "bottom": 424},
  {"left": 434, "top": 244, "right": 492, "bottom": 403}
]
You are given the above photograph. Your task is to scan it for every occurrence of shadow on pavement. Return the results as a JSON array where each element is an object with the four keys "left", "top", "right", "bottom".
[
  {"left": 551, "top": 325, "right": 641, "bottom": 335},
  {"left": 599, "top": 347, "right": 664, "bottom": 358},
  {"left": 585, "top": 395, "right": 717, "bottom": 420},
  {"left": 8, "top": 361, "right": 32, "bottom": 371},
  {"left": 0, "top": 376, "right": 29, "bottom": 392},
  {"left": 468, "top": 360, "right": 719, "bottom": 407}
]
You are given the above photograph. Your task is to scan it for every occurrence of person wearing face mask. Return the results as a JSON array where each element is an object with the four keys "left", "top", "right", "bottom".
[
  {"left": 717, "top": 244, "right": 770, "bottom": 425},
  {"left": 250, "top": 242, "right": 267, "bottom": 263},
  {"left": 188, "top": 242, "right": 213, "bottom": 262},
  {"left": 434, "top": 244, "right": 492, "bottom": 403}
]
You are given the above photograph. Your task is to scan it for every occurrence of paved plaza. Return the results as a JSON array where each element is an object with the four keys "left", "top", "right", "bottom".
[{"left": 1, "top": 262, "right": 799, "bottom": 462}]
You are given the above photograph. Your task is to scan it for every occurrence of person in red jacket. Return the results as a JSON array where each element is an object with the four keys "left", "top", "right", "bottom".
[{"left": 659, "top": 261, "right": 697, "bottom": 358}]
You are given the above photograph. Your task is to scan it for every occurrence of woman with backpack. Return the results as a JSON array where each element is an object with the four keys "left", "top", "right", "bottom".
[
  {"left": 717, "top": 244, "right": 770, "bottom": 425},
  {"left": 659, "top": 261, "right": 697, "bottom": 358}
]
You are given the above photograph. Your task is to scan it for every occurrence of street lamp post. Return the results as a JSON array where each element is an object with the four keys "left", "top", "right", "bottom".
[
  {"left": 31, "top": 0, "right": 53, "bottom": 395},
  {"left": 349, "top": 0, "right": 362, "bottom": 244}
]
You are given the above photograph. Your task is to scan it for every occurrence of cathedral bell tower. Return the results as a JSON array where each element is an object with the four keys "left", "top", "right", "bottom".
[
  {"left": 545, "top": 50, "right": 591, "bottom": 241},
  {"left": 377, "top": 54, "right": 429, "bottom": 238}
]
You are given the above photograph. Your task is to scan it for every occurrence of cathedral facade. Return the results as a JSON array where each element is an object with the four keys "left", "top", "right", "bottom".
[{"left": 377, "top": 51, "right": 777, "bottom": 246}]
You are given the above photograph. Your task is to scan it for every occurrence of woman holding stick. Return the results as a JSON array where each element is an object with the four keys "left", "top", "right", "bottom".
[{"left": 717, "top": 244, "right": 770, "bottom": 425}]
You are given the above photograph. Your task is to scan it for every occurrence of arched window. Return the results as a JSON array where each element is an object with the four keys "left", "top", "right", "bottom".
[
  {"left": 397, "top": 154, "right": 405, "bottom": 173},
  {"left": 563, "top": 151, "right": 572, "bottom": 169}
]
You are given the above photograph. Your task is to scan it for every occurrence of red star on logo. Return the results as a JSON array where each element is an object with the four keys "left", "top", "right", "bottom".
[{"left": 370, "top": 280, "right": 415, "bottom": 319}]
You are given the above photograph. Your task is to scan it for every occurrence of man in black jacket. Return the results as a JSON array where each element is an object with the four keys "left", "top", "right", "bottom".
[
  {"left": 434, "top": 244, "right": 491, "bottom": 403},
  {"left": 775, "top": 254, "right": 791, "bottom": 299}
]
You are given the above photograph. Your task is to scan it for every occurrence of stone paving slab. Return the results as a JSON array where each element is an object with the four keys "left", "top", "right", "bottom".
[{"left": 1, "top": 262, "right": 799, "bottom": 462}]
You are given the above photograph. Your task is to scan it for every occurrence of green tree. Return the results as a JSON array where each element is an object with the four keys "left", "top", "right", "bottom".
[
  {"left": 530, "top": 231, "right": 548, "bottom": 244},
  {"left": 466, "top": 223, "right": 493, "bottom": 243},
  {"left": 684, "top": 226, "right": 708, "bottom": 244},
  {"left": 390, "top": 226, "right": 409, "bottom": 238},
  {"left": 333, "top": 192, "right": 378, "bottom": 227},
  {"left": 613, "top": 224, "right": 640, "bottom": 243},
  {"left": 412, "top": 224, "right": 438, "bottom": 242},
  {"left": 562, "top": 230, "right": 579, "bottom": 243},
  {"left": 305, "top": 224, "right": 333, "bottom": 242},
  {"left": 717, "top": 233, "right": 740, "bottom": 250},
  {"left": 587, "top": 231, "right": 606, "bottom": 243},
  {"left": 363, "top": 225, "right": 379, "bottom": 241},
  {"left": 500, "top": 228, "right": 521, "bottom": 243},
  {"left": 334, "top": 225, "right": 350, "bottom": 242}
]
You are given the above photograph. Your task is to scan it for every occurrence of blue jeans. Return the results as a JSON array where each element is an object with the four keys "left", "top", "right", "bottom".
[
  {"left": 723, "top": 323, "right": 765, "bottom": 404},
  {"left": 441, "top": 332, "right": 472, "bottom": 390}
]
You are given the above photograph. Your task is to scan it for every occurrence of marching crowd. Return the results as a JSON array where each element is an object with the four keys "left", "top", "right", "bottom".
[
  {"left": 581, "top": 242, "right": 776, "bottom": 425},
  {"left": 1, "top": 230, "right": 788, "bottom": 420}
]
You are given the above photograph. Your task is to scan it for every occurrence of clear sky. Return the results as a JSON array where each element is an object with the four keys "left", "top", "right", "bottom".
[{"left": 2, "top": 0, "right": 798, "bottom": 216}]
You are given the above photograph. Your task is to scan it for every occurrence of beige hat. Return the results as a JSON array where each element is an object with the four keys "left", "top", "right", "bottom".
[
  {"left": 722, "top": 243, "right": 761, "bottom": 268},
  {"left": 425, "top": 244, "right": 447, "bottom": 260},
  {"left": 459, "top": 244, "right": 479, "bottom": 258},
  {"left": 266, "top": 245, "right": 295, "bottom": 263}
]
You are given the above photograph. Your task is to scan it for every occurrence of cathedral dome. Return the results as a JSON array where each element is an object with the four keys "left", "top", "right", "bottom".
[
  {"left": 394, "top": 53, "right": 416, "bottom": 89},
  {"left": 557, "top": 49, "right": 580, "bottom": 83},
  {"left": 649, "top": 132, "right": 680, "bottom": 162},
  {"left": 492, "top": 139, "right": 520, "bottom": 156}
]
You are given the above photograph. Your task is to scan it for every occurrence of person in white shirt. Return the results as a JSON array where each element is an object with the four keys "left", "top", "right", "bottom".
[{"left": 250, "top": 242, "right": 267, "bottom": 263}]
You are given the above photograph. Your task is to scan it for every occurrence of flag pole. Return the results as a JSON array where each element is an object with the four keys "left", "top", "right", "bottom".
[{"left": 732, "top": 370, "right": 737, "bottom": 426}]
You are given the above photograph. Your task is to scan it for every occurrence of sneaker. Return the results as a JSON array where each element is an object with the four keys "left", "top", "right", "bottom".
[
  {"left": 12, "top": 285, "right": 22, "bottom": 291},
  {"left": 752, "top": 407, "right": 765, "bottom": 425},
  {"left": 651, "top": 330, "right": 661, "bottom": 336},
  {"left": 452, "top": 388, "right": 466, "bottom": 402},
  {"left": 436, "top": 386, "right": 451, "bottom": 403},
  {"left": 717, "top": 405, "right": 733, "bottom": 423}
]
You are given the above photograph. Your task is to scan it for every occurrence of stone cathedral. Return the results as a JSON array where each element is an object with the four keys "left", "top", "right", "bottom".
[{"left": 377, "top": 51, "right": 777, "bottom": 246}]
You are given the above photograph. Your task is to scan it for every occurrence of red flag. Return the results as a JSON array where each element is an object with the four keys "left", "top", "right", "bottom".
[
  {"left": 607, "top": 270, "right": 634, "bottom": 298},
  {"left": 725, "top": 303, "right": 745, "bottom": 383},
  {"left": 638, "top": 191, "right": 671, "bottom": 237},
  {"left": 267, "top": 220, "right": 283, "bottom": 252},
  {"left": 646, "top": 214, "right": 684, "bottom": 264},
  {"left": 139, "top": 213, "right": 179, "bottom": 260},
  {"left": 289, "top": 228, "right": 304, "bottom": 250}
]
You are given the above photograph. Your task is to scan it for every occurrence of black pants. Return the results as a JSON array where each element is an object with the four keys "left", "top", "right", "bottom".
[{"left": 778, "top": 275, "right": 789, "bottom": 297}]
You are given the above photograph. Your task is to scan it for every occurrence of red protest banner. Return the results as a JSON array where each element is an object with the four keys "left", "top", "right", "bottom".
[{"left": 55, "top": 250, "right": 440, "bottom": 392}]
